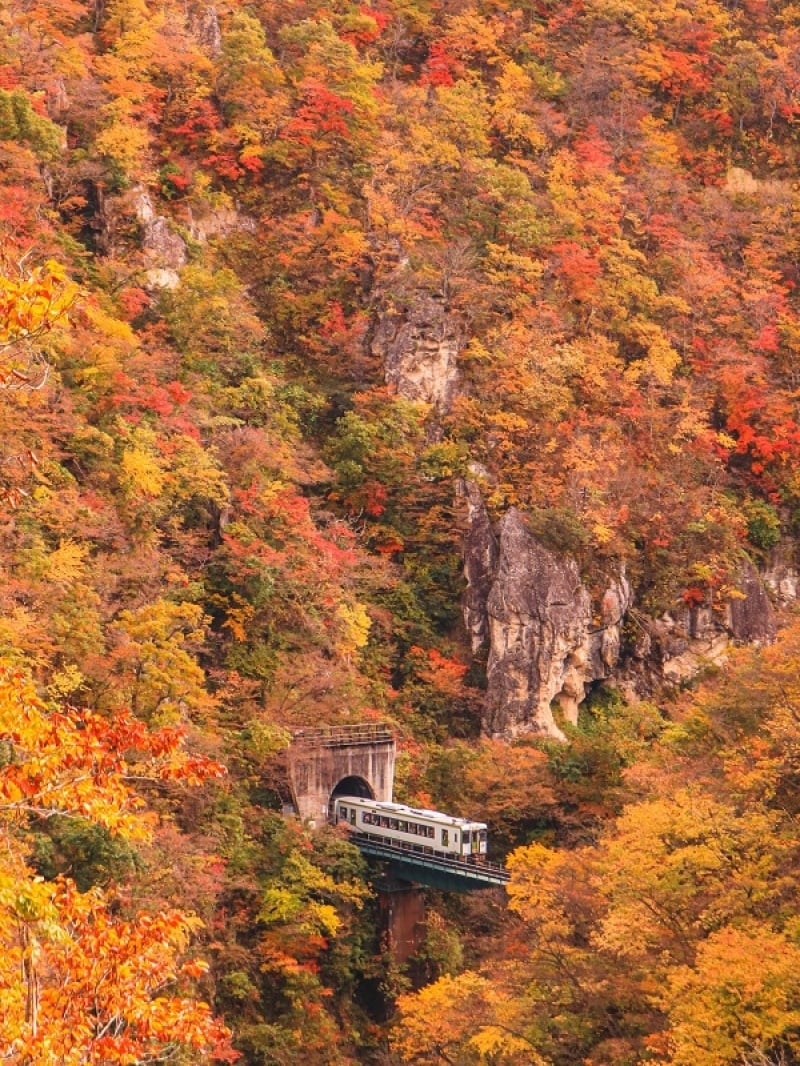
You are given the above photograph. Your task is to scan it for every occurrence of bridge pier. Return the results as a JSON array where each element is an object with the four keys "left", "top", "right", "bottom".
[{"left": 377, "top": 879, "right": 426, "bottom": 964}]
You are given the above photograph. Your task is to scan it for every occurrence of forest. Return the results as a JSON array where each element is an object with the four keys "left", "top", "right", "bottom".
[{"left": 1, "top": 0, "right": 800, "bottom": 1061}]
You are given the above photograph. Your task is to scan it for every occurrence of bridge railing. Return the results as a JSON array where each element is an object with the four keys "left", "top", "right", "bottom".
[
  {"left": 352, "top": 831, "right": 511, "bottom": 884},
  {"left": 290, "top": 722, "right": 395, "bottom": 748}
]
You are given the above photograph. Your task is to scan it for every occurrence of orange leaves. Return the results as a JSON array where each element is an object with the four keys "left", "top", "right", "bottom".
[
  {"left": 2, "top": 879, "right": 233, "bottom": 1065},
  {"left": 552, "top": 239, "right": 603, "bottom": 301},
  {"left": 0, "top": 665, "right": 232, "bottom": 1063},
  {"left": 0, "top": 664, "right": 223, "bottom": 835}
]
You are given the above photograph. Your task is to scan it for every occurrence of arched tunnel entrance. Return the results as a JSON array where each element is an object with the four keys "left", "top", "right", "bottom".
[{"left": 331, "top": 775, "right": 374, "bottom": 802}]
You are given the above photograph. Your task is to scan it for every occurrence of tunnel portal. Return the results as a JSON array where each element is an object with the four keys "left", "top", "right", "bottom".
[
  {"left": 331, "top": 775, "right": 374, "bottom": 802},
  {"left": 286, "top": 724, "right": 395, "bottom": 826}
]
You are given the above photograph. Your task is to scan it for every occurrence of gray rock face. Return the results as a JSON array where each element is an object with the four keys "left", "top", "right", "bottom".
[
  {"left": 189, "top": 5, "right": 222, "bottom": 56},
  {"left": 458, "top": 480, "right": 499, "bottom": 654},
  {"left": 616, "top": 560, "right": 776, "bottom": 692},
  {"left": 763, "top": 540, "right": 800, "bottom": 607},
  {"left": 186, "top": 204, "right": 257, "bottom": 243},
  {"left": 142, "top": 216, "right": 188, "bottom": 271},
  {"left": 463, "top": 499, "right": 782, "bottom": 737},
  {"left": 482, "top": 509, "right": 630, "bottom": 740},
  {"left": 372, "top": 295, "right": 463, "bottom": 410},
  {"left": 128, "top": 187, "right": 187, "bottom": 288},
  {"left": 727, "top": 557, "right": 776, "bottom": 643}
]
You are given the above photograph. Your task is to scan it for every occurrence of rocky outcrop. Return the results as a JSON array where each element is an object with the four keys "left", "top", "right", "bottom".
[
  {"left": 372, "top": 295, "right": 463, "bottom": 411},
  {"left": 728, "top": 557, "right": 776, "bottom": 643},
  {"left": 189, "top": 4, "right": 222, "bottom": 56},
  {"left": 481, "top": 509, "right": 630, "bottom": 740},
  {"left": 185, "top": 203, "right": 257, "bottom": 243},
  {"left": 463, "top": 496, "right": 782, "bottom": 739},
  {"left": 625, "top": 559, "right": 776, "bottom": 689},
  {"left": 764, "top": 540, "right": 800, "bottom": 606},
  {"left": 458, "top": 479, "right": 499, "bottom": 655},
  {"left": 128, "top": 187, "right": 187, "bottom": 289}
]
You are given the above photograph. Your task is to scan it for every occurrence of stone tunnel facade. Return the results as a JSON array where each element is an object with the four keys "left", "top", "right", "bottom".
[{"left": 286, "top": 724, "right": 396, "bottom": 827}]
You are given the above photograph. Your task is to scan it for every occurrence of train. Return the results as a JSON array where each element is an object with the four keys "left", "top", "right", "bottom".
[{"left": 332, "top": 796, "right": 488, "bottom": 861}]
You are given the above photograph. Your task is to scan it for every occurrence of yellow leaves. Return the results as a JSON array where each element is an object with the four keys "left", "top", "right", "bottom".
[
  {"left": 393, "top": 970, "right": 544, "bottom": 1065},
  {"left": 121, "top": 444, "right": 165, "bottom": 498},
  {"left": 0, "top": 263, "right": 79, "bottom": 378},
  {"left": 222, "top": 597, "right": 256, "bottom": 642},
  {"left": 595, "top": 788, "right": 784, "bottom": 968},
  {"left": 335, "top": 600, "right": 371, "bottom": 657},
  {"left": 506, "top": 842, "right": 575, "bottom": 944},
  {"left": 492, "top": 61, "right": 547, "bottom": 152},
  {"left": 639, "top": 115, "right": 684, "bottom": 168},
  {"left": 662, "top": 923, "right": 800, "bottom": 1066},
  {"left": 108, "top": 599, "right": 214, "bottom": 725},
  {"left": 43, "top": 539, "right": 88, "bottom": 586},
  {"left": 484, "top": 243, "right": 544, "bottom": 292},
  {"left": 591, "top": 520, "right": 616, "bottom": 545},
  {"left": 327, "top": 224, "right": 369, "bottom": 268},
  {"left": 393, "top": 971, "right": 493, "bottom": 1062},
  {"left": 469, "top": 1025, "right": 544, "bottom": 1062},
  {"left": 93, "top": 107, "right": 151, "bottom": 177},
  {"left": 45, "top": 664, "right": 85, "bottom": 700}
]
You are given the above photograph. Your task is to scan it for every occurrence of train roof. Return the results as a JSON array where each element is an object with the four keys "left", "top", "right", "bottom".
[{"left": 335, "top": 796, "right": 487, "bottom": 829}]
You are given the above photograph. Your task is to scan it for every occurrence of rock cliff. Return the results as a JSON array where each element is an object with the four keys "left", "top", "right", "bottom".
[
  {"left": 372, "top": 294, "right": 463, "bottom": 411},
  {"left": 464, "top": 494, "right": 780, "bottom": 740},
  {"left": 481, "top": 508, "right": 630, "bottom": 740},
  {"left": 458, "top": 479, "right": 498, "bottom": 655}
]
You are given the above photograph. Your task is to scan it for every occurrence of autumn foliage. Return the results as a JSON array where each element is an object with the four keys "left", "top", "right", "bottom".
[{"left": 2, "top": 0, "right": 800, "bottom": 1061}]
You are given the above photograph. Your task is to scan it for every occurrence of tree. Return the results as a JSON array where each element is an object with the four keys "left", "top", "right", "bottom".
[{"left": 0, "top": 662, "right": 232, "bottom": 1063}]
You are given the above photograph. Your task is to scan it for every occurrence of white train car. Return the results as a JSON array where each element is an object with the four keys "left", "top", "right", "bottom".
[{"left": 333, "top": 796, "right": 488, "bottom": 861}]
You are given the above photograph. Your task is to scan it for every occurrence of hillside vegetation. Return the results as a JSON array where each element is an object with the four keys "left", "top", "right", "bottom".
[{"left": 1, "top": 0, "right": 800, "bottom": 1062}]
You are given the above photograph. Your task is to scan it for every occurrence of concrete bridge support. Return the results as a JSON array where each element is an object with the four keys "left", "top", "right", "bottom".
[
  {"left": 286, "top": 724, "right": 396, "bottom": 826},
  {"left": 378, "top": 881, "right": 427, "bottom": 964}
]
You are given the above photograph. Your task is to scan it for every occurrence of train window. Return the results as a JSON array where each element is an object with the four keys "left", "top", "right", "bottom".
[
  {"left": 399, "top": 821, "right": 408, "bottom": 832},
  {"left": 340, "top": 806, "right": 348, "bottom": 819},
  {"left": 390, "top": 819, "right": 398, "bottom": 830},
  {"left": 441, "top": 829, "right": 449, "bottom": 846},
  {"left": 349, "top": 809, "right": 356, "bottom": 826},
  {"left": 409, "top": 823, "right": 417, "bottom": 835}
]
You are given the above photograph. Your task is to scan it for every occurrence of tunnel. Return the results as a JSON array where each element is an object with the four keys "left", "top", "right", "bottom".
[{"left": 330, "top": 775, "right": 374, "bottom": 805}]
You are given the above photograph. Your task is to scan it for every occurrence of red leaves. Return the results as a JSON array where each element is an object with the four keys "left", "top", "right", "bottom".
[
  {"left": 551, "top": 240, "right": 602, "bottom": 301},
  {"left": 282, "top": 81, "right": 355, "bottom": 147},
  {"left": 421, "top": 41, "right": 463, "bottom": 88}
]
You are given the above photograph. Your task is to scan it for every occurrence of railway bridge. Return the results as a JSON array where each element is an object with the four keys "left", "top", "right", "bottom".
[{"left": 285, "top": 723, "right": 508, "bottom": 959}]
